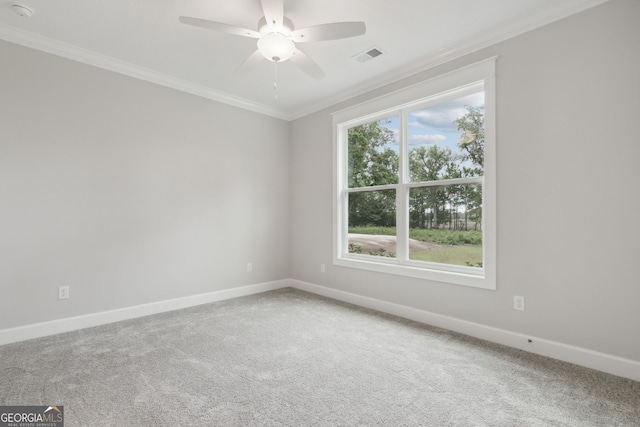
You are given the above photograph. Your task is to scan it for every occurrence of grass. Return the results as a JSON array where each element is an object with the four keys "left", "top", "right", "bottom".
[
  {"left": 410, "top": 245, "right": 482, "bottom": 266},
  {"left": 349, "top": 226, "right": 482, "bottom": 245},
  {"left": 349, "top": 226, "right": 396, "bottom": 236},
  {"left": 349, "top": 225, "right": 482, "bottom": 267}
]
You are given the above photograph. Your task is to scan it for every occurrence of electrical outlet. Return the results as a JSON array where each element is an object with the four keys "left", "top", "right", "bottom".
[
  {"left": 247, "top": 263, "right": 253, "bottom": 272},
  {"left": 513, "top": 295, "right": 525, "bottom": 311},
  {"left": 320, "top": 264, "right": 326, "bottom": 273},
  {"left": 58, "top": 286, "right": 70, "bottom": 300}
]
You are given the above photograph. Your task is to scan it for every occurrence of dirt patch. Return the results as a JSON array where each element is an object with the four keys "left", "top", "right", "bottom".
[{"left": 348, "top": 233, "right": 444, "bottom": 254}]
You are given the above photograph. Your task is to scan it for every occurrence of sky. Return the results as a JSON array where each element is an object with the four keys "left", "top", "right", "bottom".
[{"left": 381, "top": 91, "right": 484, "bottom": 157}]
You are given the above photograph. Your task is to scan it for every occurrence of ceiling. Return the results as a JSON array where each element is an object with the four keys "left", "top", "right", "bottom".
[{"left": 0, "top": 0, "right": 607, "bottom": 120}]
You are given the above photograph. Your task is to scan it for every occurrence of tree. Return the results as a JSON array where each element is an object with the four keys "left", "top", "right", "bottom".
[
  {"left": 348, "top": 121, "right": 397, "bottom": 188},
  {"left": 346, "top": 108, "right": 485, "bottom": 230},
  {"left": 347, "top": 120, "right": 398, "bottom": 227},
  {"left": 452, "top": 106, "right": 484, "bottom": 230},
  {"left": 453, "top": 106, "right": 484, "bottom": 168},
  {"left": 409, "top": 145, "right": 455, "bottom": 229}
]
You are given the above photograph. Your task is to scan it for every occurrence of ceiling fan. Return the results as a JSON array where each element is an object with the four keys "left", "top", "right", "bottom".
[{"left": 179, "top": 0, "right": 366, "bottom": 80}]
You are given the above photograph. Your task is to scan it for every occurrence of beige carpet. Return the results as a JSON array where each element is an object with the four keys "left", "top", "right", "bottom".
[{"left": 1, "top": 288, "right": 639, "bottom": 426}]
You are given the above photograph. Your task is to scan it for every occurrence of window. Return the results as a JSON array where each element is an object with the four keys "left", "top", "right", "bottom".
[{"left": 333, "top": 59, "right": 496, "bottom": 289}]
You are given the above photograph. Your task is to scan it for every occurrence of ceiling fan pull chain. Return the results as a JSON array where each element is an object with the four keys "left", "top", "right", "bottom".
[{"left": 273, "top": 60, "right": 279, "bottom": 103}]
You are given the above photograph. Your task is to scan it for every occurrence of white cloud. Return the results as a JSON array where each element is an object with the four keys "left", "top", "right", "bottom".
[
  {"left": 409, "top": 134, "right": 446, "bottom": 145},
  {"left": 410, "top": 108, "right": 468, "bottom": 131},
  {"left": 409, "top": 91, "right": 484, "bottom": 131}
]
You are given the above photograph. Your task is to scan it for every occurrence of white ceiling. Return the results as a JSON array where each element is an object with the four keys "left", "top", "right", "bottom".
[{"left": 0, "top": 0, "right": 608, "bottom": 120}]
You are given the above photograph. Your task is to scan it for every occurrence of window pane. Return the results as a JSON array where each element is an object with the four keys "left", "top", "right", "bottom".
[
  {"left": 348, "top": 189, "right": 396, "bottom": 257},
  {"left": 409, "top": 184, "right": 482, "bottom": 267},
  {"left": 348, "top": 117, "right": 399, "bottom": 188},
  {"left": 408, "top": 92, "right": 484, "bottom": 183}
]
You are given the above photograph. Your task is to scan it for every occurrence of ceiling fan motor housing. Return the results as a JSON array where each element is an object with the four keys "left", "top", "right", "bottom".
[
  {"left": 178, "top": 0, "right": 365, "bottom": 80},
  {"left": 258, "top": 16, "right": 295, "bottom": 35}
]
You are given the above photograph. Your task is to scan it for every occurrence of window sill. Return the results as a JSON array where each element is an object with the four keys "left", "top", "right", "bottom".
[{"left": 334, "top": 255, "right": 496, "bottom": 290}]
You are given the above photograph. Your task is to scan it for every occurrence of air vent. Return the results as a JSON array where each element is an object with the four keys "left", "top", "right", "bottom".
[{"left": 353, "top": 46, "right": 384, "bottom": 63}]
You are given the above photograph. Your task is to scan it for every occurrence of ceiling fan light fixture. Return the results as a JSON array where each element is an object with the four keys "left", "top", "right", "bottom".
[
  {"left": 179, "top": 1, "right": 364, "bottom": 79},
  {"left": 257, "top": 32, "right": 295, "bottom": 62}
]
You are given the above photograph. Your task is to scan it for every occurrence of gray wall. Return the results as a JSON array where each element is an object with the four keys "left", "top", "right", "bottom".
[
  {"left": 2, "top": 0, "right": 638, "bottom": 364},
  {"left": 0, "top": 40, "right": 290, "bottom": 329},
  {"left": 290, "top": 0, "right": 640, "bottom": 362}
]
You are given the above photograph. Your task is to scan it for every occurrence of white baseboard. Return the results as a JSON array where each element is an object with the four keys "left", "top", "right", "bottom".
[
  {"left": 3, "top": 278, "right": 638, "bottom": 382},
  {"left": 0, "top": 280, "right": 290, "bottom": 346},
  {"left": 289, "top": 279, "right": 640, "bottom": 382}
]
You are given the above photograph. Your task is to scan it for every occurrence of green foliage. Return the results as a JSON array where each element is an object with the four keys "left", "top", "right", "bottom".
[
  {"left": 348, "top": 120, "right": 398, "bottom": 228},
  {"left": 346, "top": 108, "right": 485, "bottom": 233},
  {"left": 344, "top": 107, "right": 485, "bottom": 268},
  {"left": 348, "top": 226, "right": 396, "bottom": 236},
  {"left": 348, "top": 190, "right": 396, "bottom": 228},
  {"left": 348, "top": 121, "right": 398, "bottom": 188},
  {"left": 367, "top": 248, "right": 396, "bottom": 258},
  {"left": 348, "top": 226, "right": 480, "bottom": 266},
  {"left": 409, "top": 228, "right": 482, "bottom": 245},
  {"left": 348, "top": 226, "right": 482, "bottom": 245},
  {"left": 348, "top": 241, "right": 395, "bottom": 258},
  {"left": 409, "top": 145, "right": 455, "bottom": 182},
  {"left": 348, "top": 243, "right": 362, "bottom": 254},
  {"left": 454, "top": 106, "right": 485, "bottom": 167}
]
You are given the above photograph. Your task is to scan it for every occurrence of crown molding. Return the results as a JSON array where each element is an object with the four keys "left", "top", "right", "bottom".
[
  {"left": 288, "top": 0, "right": 611, "bottom": 120},
  {"left": 0, "top": 23, "right": 292, "bottom": 121},
  {"left": 1, "top": 0, "right": 610, "bottom": 122}
]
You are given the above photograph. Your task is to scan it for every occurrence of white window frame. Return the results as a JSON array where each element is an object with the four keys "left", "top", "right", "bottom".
[{"left": 332, "top": 58, "right": 496, "bottom": 290}]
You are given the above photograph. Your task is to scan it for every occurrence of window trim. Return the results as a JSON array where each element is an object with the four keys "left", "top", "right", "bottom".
[{"left": 332, "top": 58, "right": 496, "bottom": 290}]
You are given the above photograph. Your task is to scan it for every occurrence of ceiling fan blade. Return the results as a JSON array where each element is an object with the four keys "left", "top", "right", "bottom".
[
  {"left": 235, "top": 50, "right": 266, "bottom": 75},
  {"left": 289, "top": 48, "right": 325, "bottom": 80},
  {"left": 261, "top": 0, "right": 283, "bottom": 29},
  {"left": 291, "top": 22, "right": 366, "bottom": 43},
  {"left": 179, "top": 16, "right": 260, "bottom": 38}
]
